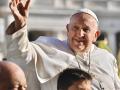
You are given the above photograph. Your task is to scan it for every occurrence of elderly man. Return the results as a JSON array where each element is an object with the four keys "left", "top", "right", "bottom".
[
  {"left": 6, "top": 0, "right": 120, "bottom": 90},
  {"left": 0, "top": 61, "right": 27, "bottom": 90}
]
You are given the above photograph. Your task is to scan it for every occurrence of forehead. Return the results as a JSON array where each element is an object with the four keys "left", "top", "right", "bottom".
[
  {"left": 68, "top": 80, "right": 91, "bottom": 90},
  {"left": 77, "top": 80, "right": 91, "bottom": 88},
  {"left": 70, "top": 13, "right": 97, "bottom": 27}
]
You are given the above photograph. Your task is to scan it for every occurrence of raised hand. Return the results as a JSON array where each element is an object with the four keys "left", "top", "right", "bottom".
[{"left": 9, "top": 0, "right": 31, "bottom": 30}]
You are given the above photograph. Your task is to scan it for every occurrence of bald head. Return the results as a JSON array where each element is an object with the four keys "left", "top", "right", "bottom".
[{"left": 0, "top": 61, "right": 27, "bottom": 90}]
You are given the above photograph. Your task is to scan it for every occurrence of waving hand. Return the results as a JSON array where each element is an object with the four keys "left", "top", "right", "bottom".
[{"left": 9, "top": 0, "right": 31, "bottom": 30}]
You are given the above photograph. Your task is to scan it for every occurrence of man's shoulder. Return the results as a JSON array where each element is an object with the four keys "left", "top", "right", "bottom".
[
  {"left": 33, "top": 36, "right": 70, "bottom": 52},
  {"left": 93, "top": 45, "right": 115, "bottom": 59},
  {"left": 35, "top": 36, "right": 66, "bottom": 46}
]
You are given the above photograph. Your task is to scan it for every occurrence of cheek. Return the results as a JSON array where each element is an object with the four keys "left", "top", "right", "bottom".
[
  {"left": 68, "top": 85, "right": 78, "bottom": 90},
  {"left": 88, "top": 33, "right": 96, "bottom": 42},
  {"left": 67, "top": 31, "right": 74, "bottom": 40}
]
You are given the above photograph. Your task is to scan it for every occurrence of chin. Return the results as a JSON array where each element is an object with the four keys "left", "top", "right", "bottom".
[
  {"left": 72, "top": 48, "right": 85, "bottom": 54},
  {"left": 78, "top": 49, "right": 86, "bottom": 53},
  {"left": 77, "top": 46, "right": 89, "bottom": 53}
]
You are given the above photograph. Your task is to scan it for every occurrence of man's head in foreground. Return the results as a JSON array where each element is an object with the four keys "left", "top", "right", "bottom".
[
  {"left": 0, "top": 61, "right": 27, "bottom": 90},
  {"left": 57, "top": 68, "right": 92, "bottom": 90}
]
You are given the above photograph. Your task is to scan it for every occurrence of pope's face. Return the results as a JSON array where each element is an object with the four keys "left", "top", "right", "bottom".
[
  {"left": 67, "top": 13, "right": 99, "bottom": 53},
  {"left": 68, "top": 80, "right": 92, "bottom": 90}
]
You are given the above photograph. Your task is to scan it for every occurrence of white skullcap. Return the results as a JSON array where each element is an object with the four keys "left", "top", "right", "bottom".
[{"left": 76, "top": 8, "right": 99, "bottom": 24}]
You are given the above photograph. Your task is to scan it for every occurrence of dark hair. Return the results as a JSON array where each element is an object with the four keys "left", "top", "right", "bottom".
[{"left": 57, "top": 68, "right": 92, "bottom": 90}]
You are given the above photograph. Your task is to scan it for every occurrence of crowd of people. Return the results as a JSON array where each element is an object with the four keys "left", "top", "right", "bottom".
[{"left": 0, "top": 0, "right": 120, "bottom": 90}]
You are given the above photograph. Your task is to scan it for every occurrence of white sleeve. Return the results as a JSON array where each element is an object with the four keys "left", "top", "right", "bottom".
[
  {"left": 6, "top": 22, "right": 72, "bottom": 83},
  {"left": 6, "top": 23, "right": 36, "bottom": 63},
  {"left": 113, "top": 58, "right": 120, "bottom": 89}
]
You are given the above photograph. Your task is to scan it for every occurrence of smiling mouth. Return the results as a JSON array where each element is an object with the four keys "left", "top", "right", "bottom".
[
  {"left": 74, "top": 38, "right": 88, "bottom": 49},
  {"left": 75, "top": 39, "right": 85, "bottom": 44}
]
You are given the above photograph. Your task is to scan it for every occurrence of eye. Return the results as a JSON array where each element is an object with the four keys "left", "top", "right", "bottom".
[
  {"left": 83, "top": 27, "right": 90, "bottom": 33},
  {"left": 72, "top": 26, "right": 79, "bottom": 31},
  {"left": 8, "top": 84, "right": 19, "bottom": 90}
]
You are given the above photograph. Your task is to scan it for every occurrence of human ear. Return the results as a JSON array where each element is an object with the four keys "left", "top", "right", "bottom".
[
  {"left": 66, "top": 24, "right": 69, "bottom": 32},
  {"left": 93, "top": 30, "right": 100, "bottom": 42}
]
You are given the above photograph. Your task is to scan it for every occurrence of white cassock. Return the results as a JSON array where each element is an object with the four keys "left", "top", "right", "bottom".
[{"left": 6, "top": 22, "right": 120, "bottom": 90}]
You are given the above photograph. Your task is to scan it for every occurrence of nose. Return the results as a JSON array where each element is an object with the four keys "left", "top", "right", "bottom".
[{"left": 76, "top": 29, "right": 84, "bottom": 37}]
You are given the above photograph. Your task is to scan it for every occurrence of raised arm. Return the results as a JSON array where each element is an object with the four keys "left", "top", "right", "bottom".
[{"left": 6, "top": 0, "right": 31, "bottom": 34}]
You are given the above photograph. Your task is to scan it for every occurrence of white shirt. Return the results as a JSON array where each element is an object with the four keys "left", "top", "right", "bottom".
[{"left": 6, "top": 23, "right": 120, "bottom": 90}]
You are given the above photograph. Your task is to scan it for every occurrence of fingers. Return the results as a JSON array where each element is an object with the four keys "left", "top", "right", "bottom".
[
  {"left": 9, "top": 0, "right": 21, "bottom": 21},
  {"left": 9, "top": 1, "right": 12, "bottom": 10},
  {"left": 9, "top": 0, "right": 29, "bottom": 26},
  {"left": 9, "top": 0, "right": 14, "bottom": 10},
  {"left": 12, "top": 0, "right": 21, "bottom": 5},
  {"left": 9, "top": 0, "right": 31, "bottom": 12},
  {"left": 9, "top": 0, "right": 21, "bottom": 9},
  {"left": 24, "top": 0, "right": 31, "bottom": 10},
  {"left": 18, "top": 3, "right": 25, "bottom": 16},
  {"left": 12, "top": 0, "right": 17, "bottom": 6},
  {"left": 9, "top": 1, "right": 16, "bottom": 15},
  {"left": 16, "top": 0, "right": 20, "bottom": 4},
  {"left": 9, "top": 0, "right": 18, "bottom": 11}
]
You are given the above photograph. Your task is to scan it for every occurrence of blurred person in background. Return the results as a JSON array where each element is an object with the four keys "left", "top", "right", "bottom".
[
  {"left": 0, "top": 61, "right": 27, "bottom": 90},
  {"left": 95, "top": 32, "right": 111, "bottom": 52},
  {"left": 6, "top": 0, "right": 120, "bottom": 90}
]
